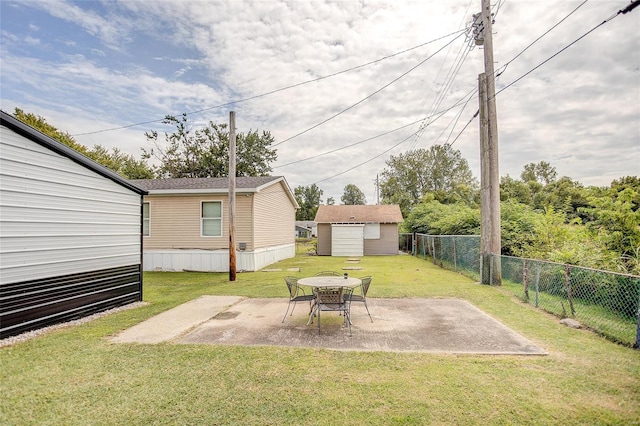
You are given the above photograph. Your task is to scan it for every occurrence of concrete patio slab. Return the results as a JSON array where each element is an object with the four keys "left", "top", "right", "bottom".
[
  {"left": 111, "top": 296, "right": 243, "bottom": 344},
  {"left": 111, "top": 296, "right": 547, "bottom": 355}
]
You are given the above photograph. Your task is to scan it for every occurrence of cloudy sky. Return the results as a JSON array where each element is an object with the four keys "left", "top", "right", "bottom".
[{"left": 1, "top": 0, "right": 638, "bottom": 203}]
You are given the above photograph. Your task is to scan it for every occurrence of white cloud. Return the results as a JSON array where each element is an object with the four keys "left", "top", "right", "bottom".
[
  {"left": 1, "top": 0, "right": 638, "bottom": 202},
  {"left": 25, "top": 0, "right": 134, "bottom": 50}
]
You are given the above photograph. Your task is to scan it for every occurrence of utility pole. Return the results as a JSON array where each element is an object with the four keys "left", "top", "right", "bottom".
[
  {"left": 229, "top": 111, "right": 237, "bottom": 281},
  {"left": 478, "top": 73, "right": 492, "bottom": 285},
  {"left": 476, "top": 0, "right": 502, "bottom": 285}
]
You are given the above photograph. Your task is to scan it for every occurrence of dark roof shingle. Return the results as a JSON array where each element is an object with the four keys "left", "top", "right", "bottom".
[{"left": 130, "top": 176, "right": 281, "bottom": 191}]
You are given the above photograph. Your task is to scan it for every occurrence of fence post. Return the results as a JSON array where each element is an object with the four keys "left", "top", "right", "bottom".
[
  {"left": 635, "top": 291, "right": 640, "bottom": 349},
  {"left": 564, "top": 265, "right": 576, "bottom": 316},
  {"left": 535, "top": 262, "right": 541, "bottom": 308},
  {"left": 412, "top": 233, "right": 416, "bottom": 256},
  {"left": 431, "top": 237, "right": 436, "bottom": 264},
  {"left": 453, "top": 237, "right": 458, "bottom": 271},
  {"left": 523, "top": 259, "right": 529, "bottom": 300}
]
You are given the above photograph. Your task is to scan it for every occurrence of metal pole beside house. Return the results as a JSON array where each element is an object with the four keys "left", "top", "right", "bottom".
[{"left": 229, "top": 111, "right": 237, "bottom": 281}]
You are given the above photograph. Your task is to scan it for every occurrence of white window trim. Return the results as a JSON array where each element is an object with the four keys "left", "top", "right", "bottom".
[
  {"left": 201, "top": 200, "right": 223, "bottom": 237},
  {"left": 143, "top": 202, "right": 150, "bottom": 237}
]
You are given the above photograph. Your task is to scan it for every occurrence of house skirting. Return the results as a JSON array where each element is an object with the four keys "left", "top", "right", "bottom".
[
  {"left": 0, "top": 264, "right": 142, "bottom": 339},
  {"left": 143, "top": 243, "right": 295, "bottom": 272}
]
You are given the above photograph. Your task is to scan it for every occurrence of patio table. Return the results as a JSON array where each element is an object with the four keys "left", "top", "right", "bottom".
[
  {"left": 298, "top": 276, "right": 362, "bottom": 289},
  {"left": 298, "top": 276, "right": 361, "bottom": 330}
]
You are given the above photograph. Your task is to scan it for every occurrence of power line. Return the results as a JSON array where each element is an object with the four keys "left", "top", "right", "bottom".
[
  {"left": 494, "top": 7, "right": 624, "bottom": 99},
  {"left": 312, "top": 129, "right": 420, "bottom": 186},
  {"left": 409, "top": 43, "right": 474, "bottom": 150},
  {"left": 409, "top": 16, "right": 476, "bottom": 150},
  {"left": 310, "top": 1, "right": 639, "bottom": 191},
  {"left": 493, "top": 0, "right": 589, "bottom": 81},
  {"left": 447, "top": 109, "right": 479, "bottom": 148},
  {"left": 273, "top": 118, "right": 424, "bottom": 169},
  {"left": 441, "top": 2, "right": 630, "bottom": 149},
  {"left": 272, "top": 31, "right": 466, "bottom": 147},
  {"left": 73, "top": 29, "right": 467, "bottom": 137},
  {"left": 274, "top": 92, "right": 475, "bottom": 169},
  {"left": 442, "top": 90, "right": 477, "bottom": 145},
  {"left": 308, "top": 91, "right": 477, "bottom": 185}
]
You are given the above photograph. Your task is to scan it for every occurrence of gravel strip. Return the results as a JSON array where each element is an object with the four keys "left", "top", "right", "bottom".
[{"left": 0, "top": 301, "right": 148, "bottom": 348}]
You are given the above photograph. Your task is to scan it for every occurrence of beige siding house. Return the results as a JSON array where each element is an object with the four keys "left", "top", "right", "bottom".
[
  {"left": 315, "top": 205, "right": 403, "bottom": 256},
  {"left": 131, "top": 176, "right": 298, "bottom": 272}
]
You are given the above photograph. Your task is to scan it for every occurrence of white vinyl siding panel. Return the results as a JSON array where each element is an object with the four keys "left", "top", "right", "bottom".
[
  {"left": 0, "top": 127, "right": 141, "bottom": 284},
  {"left": 253, "top": 182, "right": 295, "bottom": 249}
]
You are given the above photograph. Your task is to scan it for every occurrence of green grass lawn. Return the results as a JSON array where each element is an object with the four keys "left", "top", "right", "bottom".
[{"left": 2, "top": 253, "right": 639, "bottom": 425}]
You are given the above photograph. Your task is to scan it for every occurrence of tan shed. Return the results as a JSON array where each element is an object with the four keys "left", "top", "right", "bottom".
[{"left": 314, "top": 205, "right": 403, "bottom": 256}]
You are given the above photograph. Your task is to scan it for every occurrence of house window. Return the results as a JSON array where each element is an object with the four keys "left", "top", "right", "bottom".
[
  {"left": 202, "top": 201, "right": 222, "bottom": 237},
  {"left": 143, "top": 202, "right": 150, "bottom": 236}
]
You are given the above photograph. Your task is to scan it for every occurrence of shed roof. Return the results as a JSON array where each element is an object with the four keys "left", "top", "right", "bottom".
[
  {"left": 315, "top": 205, "right": 403, "bottom": 224},
  {"left": 1, "top": 110, "right": 146, "bottom": 195}
]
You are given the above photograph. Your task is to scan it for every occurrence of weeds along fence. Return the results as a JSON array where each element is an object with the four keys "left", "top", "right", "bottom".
[
  {"left": 399, "top": 233, "right": 640, "bottom": 348},
  {"left": 399, "top": 233, "right": 481, "bottom": 280},
  {"left": 501, "top": 256, "right": 640, "bottom": 347}
]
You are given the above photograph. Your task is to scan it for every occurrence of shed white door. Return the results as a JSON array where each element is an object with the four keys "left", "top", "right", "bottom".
[{"left": 331, "top": 224, "right": 364, "bottom": 256}]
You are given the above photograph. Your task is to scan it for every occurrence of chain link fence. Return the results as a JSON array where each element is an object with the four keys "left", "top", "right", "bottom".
[
  {"left": 501, "top": 256, "right": 640, "bottom": 347},
  {"left": 400, "top": 233, "right": 481, "bottom": 280},
  {"left": 400, "top": 233, "right": 640, "bottom": 348}
]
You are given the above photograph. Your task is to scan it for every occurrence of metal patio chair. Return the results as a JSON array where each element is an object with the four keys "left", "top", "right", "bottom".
[
  {"left": 313, "top": 286, "right": 353, "bottom": 336},
  {"left": 282, "top": 276, "right": 315, "bottom": 322},
  {"left": 344, "top": 276, "right": 373, "bottom": 322}
]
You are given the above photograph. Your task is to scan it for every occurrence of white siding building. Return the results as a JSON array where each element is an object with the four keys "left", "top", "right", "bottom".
[
  {"left": 0, "top": 111, "right": 147, "bottom": 338},
  {"left": 131, "top": 176, "right": 298, "bottom": 272}
]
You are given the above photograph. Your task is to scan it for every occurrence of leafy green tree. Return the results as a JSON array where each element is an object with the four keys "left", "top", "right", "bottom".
[
  {"left": 580, "top": 185, "right": 640, "bottom": 273},
  {"left": 521, "top": 161, "right": 557, "bottom": 185},
  {"left": 341, "top": 184, "right": 366, "bottom": 205},
  {"left": 403, "top": 200, "right": 479, "bottom": 235},
  {"left": 610, "top": 176, "right": 640, "bottom": 211},
  {"left": 143, "top": 114, "right": 277, "bottom": 178},
  {"left": 544, "top": 176, "right": 589, "bottom": 219},
  {"left": 517, "top": 161, "right": 557, "bottom": 211},
  {"left": 294, "top": 184, "right": 323, "bottom": 220},
  {"left": 500, "top": 174, "right": 532, "bottom": 205},
  {"left": 326, "top": 197, "right": 335, "bottom": 205},
  {"left": 503, "top": 162, "right": 590, "bottom": 219},
  {"left": 379, "top": 145, "right": 477, "bottom": 217},
  {"left": 87, "top": 145, "right": 154, "bottom": 179},
  {"left": 13, "top": 108, "right": 86, "bottom": 152},
  {"left": 499, "top": 201, "right": 540, "bottom": 257},
  {"left": 12, "top": 108, "right": 153, "bottom": 179}
]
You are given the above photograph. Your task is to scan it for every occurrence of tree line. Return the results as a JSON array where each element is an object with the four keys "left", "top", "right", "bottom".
[{"left": 11, "top": 108, "right": 638, "bottom": 274}]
